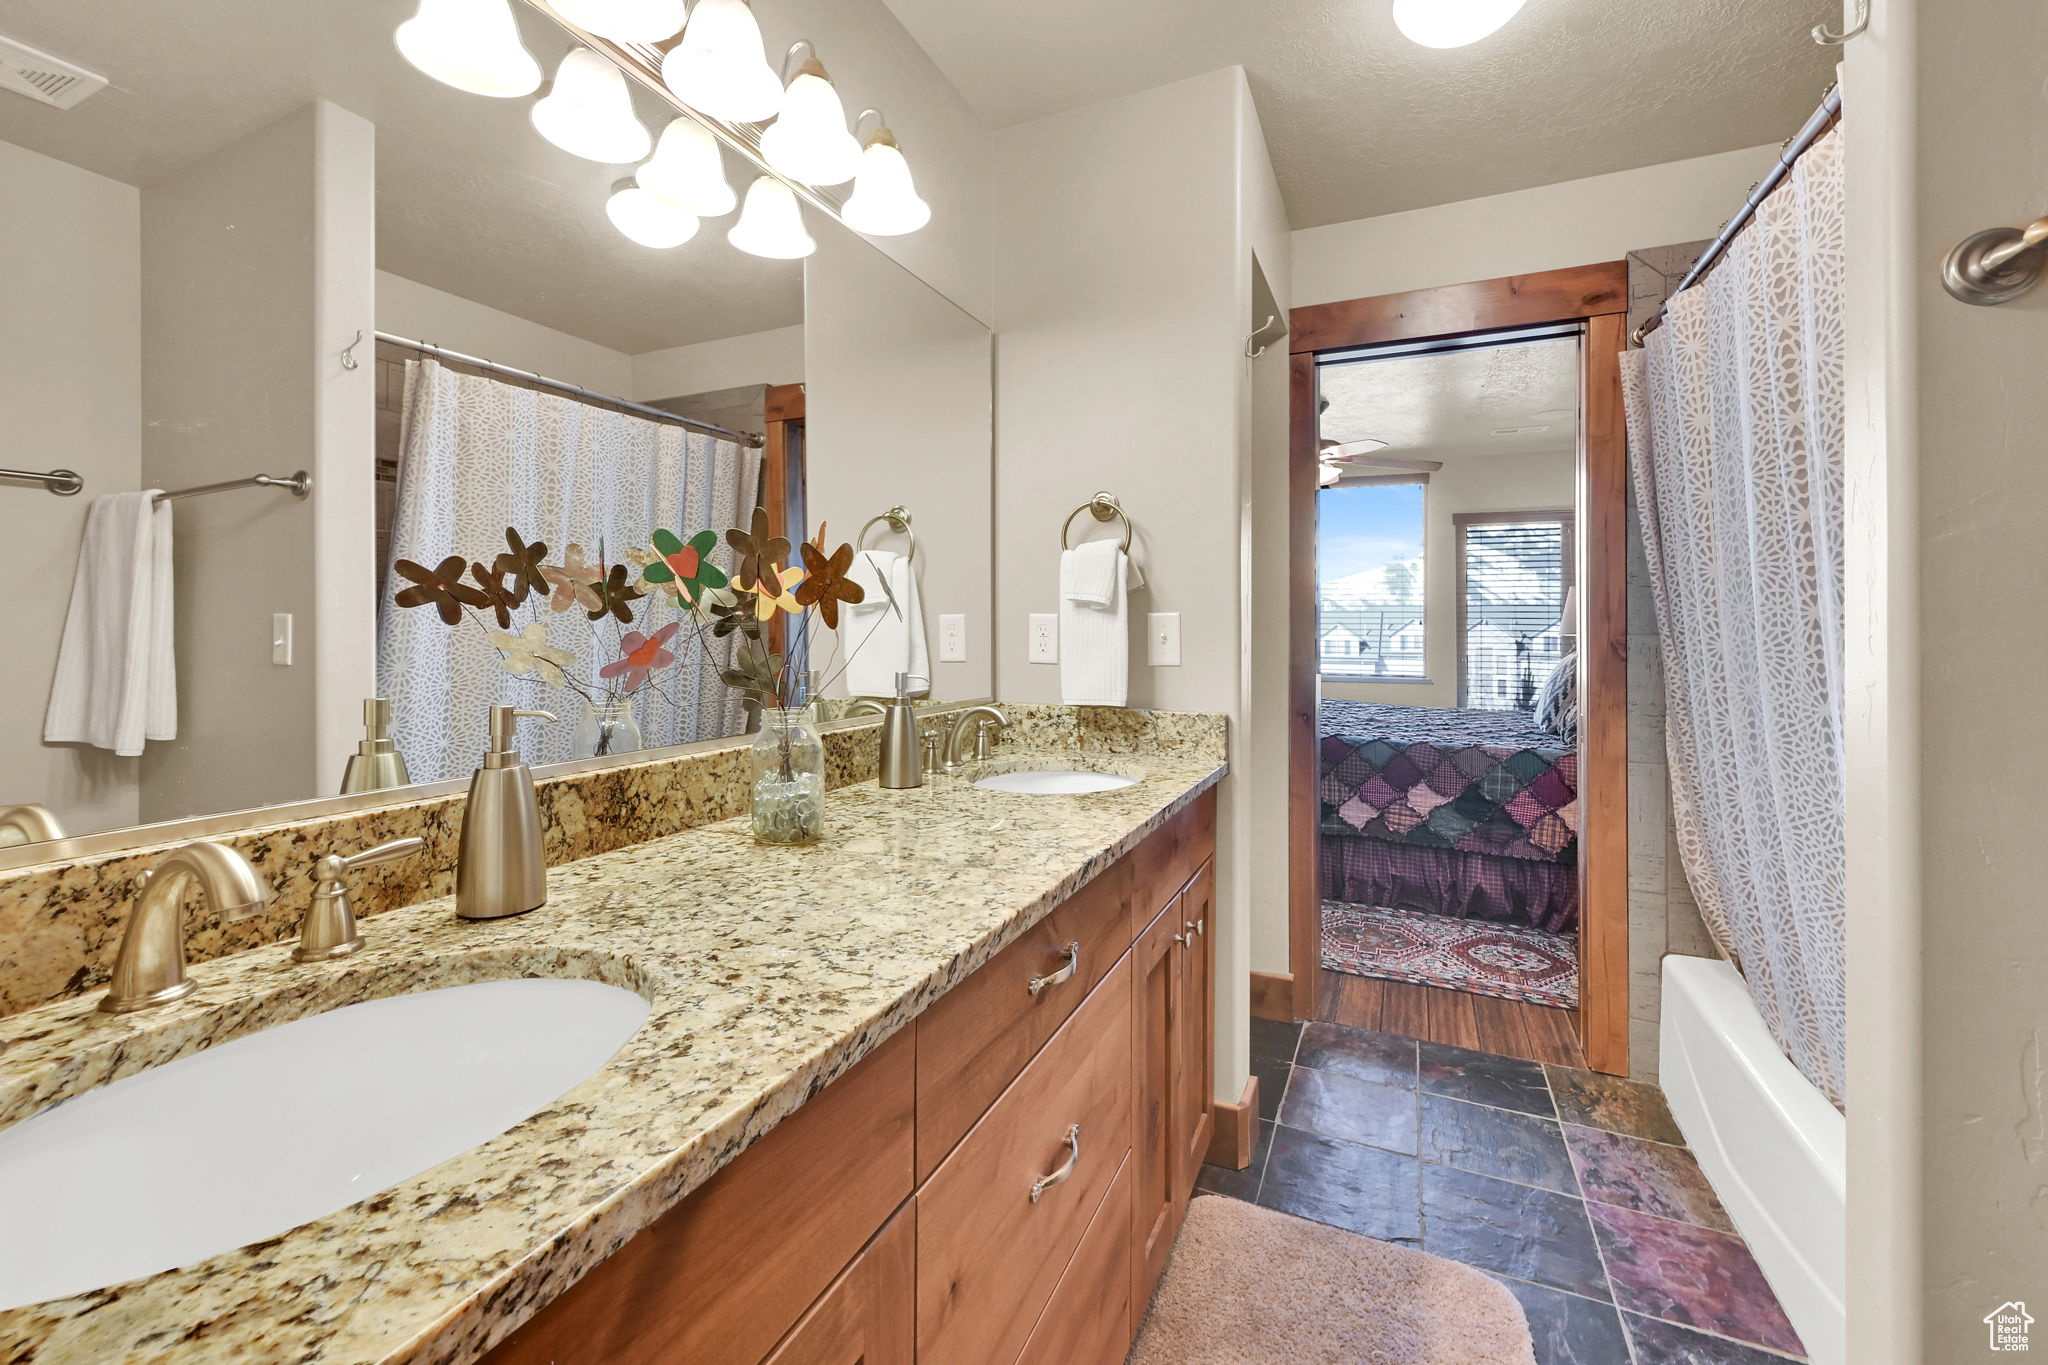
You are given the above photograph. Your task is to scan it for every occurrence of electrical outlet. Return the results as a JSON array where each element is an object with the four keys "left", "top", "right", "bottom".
[
  {"left": 938, "top": 613, "right": 967, "bottom": 662},
  {"left": 271, "top": 612, "right": 294, "bottom": 666},
  {"left": 1148, "top": 612, "right": 1182, "bottom": 666},
  {"left": 1028, "top": 613, "right": 1058, "bottom": 663}
]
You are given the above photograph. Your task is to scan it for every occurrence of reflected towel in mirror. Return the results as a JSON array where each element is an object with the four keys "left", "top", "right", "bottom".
[
  {"left": 841, "top": 549, "right": 927, "bottom": 698},
  {"left": 43, "top": 492, "right": 177, "bottom": 756}
]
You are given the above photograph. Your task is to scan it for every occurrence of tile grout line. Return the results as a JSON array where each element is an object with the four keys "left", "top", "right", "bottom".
[{"left": 1552, "top": 1057, "right": 1641, "bottom": 1365}]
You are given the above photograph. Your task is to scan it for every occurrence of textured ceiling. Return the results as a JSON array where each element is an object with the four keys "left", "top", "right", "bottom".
[
  {"left": 879, "top": 0, "right": 1838, "bottom": 227},
  {"left": 0, "top": 0, "right": 801, "bottom": 353},
  {"left": 1318, "top": 336, "right": 1578, "bottom": 464}
]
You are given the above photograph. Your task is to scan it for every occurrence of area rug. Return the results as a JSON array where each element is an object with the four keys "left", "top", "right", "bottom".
[
  {"left": 1130, "top": 1196, "right": 1535, "bottom": 1365},
  {"left": 1321, "top": 900, "right": 1578, "bottom": 1009}
]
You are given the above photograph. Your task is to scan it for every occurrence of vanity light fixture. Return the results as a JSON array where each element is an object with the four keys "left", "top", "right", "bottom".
[
  {"left": 394, "top": 0, "right": 541, "bottom": 97},
  {"left": 759, "top": 43, "right": 862, "bottom": 187},
  {"left": 662, "top": 0, "right": 783, "bottom": 124},
  {"left": 1390, "top": 0, "right": 1528, "bottom": 48},
  {"left": 607, "top": 177, "right": 702, "bottom": 247},
  {"left": 728, "top": 175, "right": 816, "bottom": 258},
  {"left": 841, "top": 110, "right": 930, "bottom": 236},
  {"left": 637, "top": 117, "right": 738, "bottom": 217},
  {"left": 532, "top": 47, "right": 652, "bottom": 163},
  {"left": 548, "top": 0, "right": 686, "bottom": 45}
]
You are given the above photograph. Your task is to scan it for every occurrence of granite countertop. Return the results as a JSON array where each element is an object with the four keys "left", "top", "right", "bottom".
[{"left": 0, "top": 745, "right": 1224, "bottom": 1365}]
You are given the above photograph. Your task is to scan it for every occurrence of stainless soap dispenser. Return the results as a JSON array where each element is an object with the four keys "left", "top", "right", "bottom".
[
  {"left": 339, "top": 698, "right": 411, "bottom": 794},
  {"left": 456, "top": 705, "right": 556, "bottom": 920},
  {"left": 877, "top": 672, "right": 928, "bottom": 790}
]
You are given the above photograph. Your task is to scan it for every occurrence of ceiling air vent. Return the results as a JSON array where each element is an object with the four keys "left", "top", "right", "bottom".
[{"left": 0, "top": 35, "right": 106, "bottom": 111}]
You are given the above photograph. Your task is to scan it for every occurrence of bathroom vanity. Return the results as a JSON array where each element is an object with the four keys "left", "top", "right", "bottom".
[
  {"left": 487, "top": 788, "right": 1215, "bottom": 1365},
  {"left": 0, "top": 722, "right": 1223, "bottom": 1364}
]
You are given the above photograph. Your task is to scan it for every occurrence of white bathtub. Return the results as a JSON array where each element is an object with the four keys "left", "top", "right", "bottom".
[{"left": 1659, "top": 955, "right": 1844, "bottom": 1365}]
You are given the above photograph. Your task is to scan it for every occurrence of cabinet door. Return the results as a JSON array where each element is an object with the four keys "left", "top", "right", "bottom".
[
  {"left": 762, "top": 1206, "right": 914, "bottom": 1365},
  {"left": 1173, "top": 861, "right": 1216, "bottom": 1204},
  {"left": 1130, "top": 896, "right": 1182, "bottom": 1311}
]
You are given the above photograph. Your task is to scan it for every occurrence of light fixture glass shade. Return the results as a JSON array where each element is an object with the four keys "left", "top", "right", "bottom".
[
  {"left": 1390, "top": 0, "right": 1528, "bottom": 48},
  {"left": 661, "top": 0, "right": 783, "bottom": 123},
  {"left": 759, "top": 63, "right": 862, "bottom": 186},
  {"left": 638, "top": 118, "right": 738, "bottom": 217},
  {"left": 532, "top": 48, "right": 652, "bottom": 163},
  {"left": 394, "top": 0, "right": 541, "bottom": 97},
  {"left": 727, "top": 176, "right": 816, "bottom": 258},
  {"left": 607, "top": 183, "right": 701, "bottom": 247},
  {"left": 550, "top": 0, "right": 686, "bottom": 44},
  {"left": 841, "top": 138, "right": 930, "bottom": 235}
]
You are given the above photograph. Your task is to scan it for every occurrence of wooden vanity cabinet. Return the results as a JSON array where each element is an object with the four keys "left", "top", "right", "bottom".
[{"left": 480, "top": 789, "right": 1215, "bottom": 1365}]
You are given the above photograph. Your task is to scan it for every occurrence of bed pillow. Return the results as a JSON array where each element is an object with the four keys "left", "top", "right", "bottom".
[{"left": 1535, "top": 650, "right": 1578, "bottom": 744}]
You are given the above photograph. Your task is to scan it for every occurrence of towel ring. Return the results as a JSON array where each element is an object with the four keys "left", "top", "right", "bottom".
[
  {"left": 857, "top": 504, "right": 917, "bottom": 564},
  {"left": 1061, "top": 492, "right": 1132, "bottom": 553}
]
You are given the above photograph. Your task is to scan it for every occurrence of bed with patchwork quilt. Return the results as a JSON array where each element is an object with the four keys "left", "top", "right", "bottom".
[{"left": 1318, "top": 699, "right": 1579, "bottom": 933}]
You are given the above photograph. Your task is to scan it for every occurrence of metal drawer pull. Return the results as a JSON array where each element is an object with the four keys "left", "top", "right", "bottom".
[
  {"left": 1028, "top": 941, "right": 1082, "bottom": 997},
  {"left": 1030, "top": 1124, "right": 1082, "bottom": 1203}
]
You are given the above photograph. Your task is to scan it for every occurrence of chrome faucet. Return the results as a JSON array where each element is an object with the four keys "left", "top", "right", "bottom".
[
  {"left": 0, "top": 803, "right": 64, "bottom": 848},
  {"left": 844, "top": 699, "right": 887, "bottom": 720},
  {"left": 945, "top": 706, "right": 1008, "bottom": 769},
  {"left": 99, "top": 841, "right": 273, "bottom": 1014}
]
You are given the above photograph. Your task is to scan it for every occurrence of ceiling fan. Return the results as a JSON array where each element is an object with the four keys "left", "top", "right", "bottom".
[{"left": 1316, "top": 436, "right": 1443, "bottom": 487}]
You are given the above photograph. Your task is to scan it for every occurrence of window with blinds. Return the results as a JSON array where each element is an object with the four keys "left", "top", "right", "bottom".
[{"left": 1456, "top": 511, "right": 1574, "bottom": 711}]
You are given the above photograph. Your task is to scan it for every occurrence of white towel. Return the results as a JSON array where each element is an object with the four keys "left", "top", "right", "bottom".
[
  {"left": 841, "top": 550, "right": 928, "bottom": 698},
  {"left": 1060, "top": 540, "right": 1128, "bottom": 707},
  {"left": 43, "top": 492, "right": 176, "bottom": 756}
]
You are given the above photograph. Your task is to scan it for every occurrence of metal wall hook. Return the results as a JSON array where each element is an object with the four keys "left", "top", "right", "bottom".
[
  {"left": 1812, "top": 0, "right": 1868, "bottom": 44},
  {"left": 1943, "top": 215, "right": 2048, "bottom": 305},
  {"left": 339, "top": 329, "right": 364, "bottom": 371},
  {"left": 1245, "top": 314, "right": 1288, "bottom": 358}
]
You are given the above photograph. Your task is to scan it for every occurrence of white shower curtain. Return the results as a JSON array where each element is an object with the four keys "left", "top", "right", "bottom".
[
  {"left": 378, "top": 358, "right": 759, "bottom": 781},
  {"left": 1620, "top": 126, "right": 1847, "bottom": 1104}
]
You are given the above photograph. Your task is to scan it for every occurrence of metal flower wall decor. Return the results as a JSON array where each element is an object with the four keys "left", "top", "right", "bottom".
[{"left": 390, "top": 512, "right": 896, "bottom": 716}]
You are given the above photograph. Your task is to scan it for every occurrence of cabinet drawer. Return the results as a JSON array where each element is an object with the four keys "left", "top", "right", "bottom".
[
  {"left": 917, "top": 952, "right": 1135, "bottom": 1365},
  {"left": 761, "top": 1203, "right": 914, "bottom": 1365},
  {"left": 916, "top": 859, "right": 1130, "bottom": 1178},
  {"left": 482, "top": 1029, "right": 914, "bottom": 1365},
  {"left": 1016, "top": 1153, "right": 1133, "bottom": 1365},
  {"left": 1127, "top": 789, "right": 1216, "bottom": 939}
]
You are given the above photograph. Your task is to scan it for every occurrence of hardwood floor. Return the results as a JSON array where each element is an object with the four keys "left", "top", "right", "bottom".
[{"left": 1316, "top": 969, "right": 1584, "bottom": 1069}]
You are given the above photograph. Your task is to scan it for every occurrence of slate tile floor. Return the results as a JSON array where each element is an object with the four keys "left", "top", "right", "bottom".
[{"left": 1198, "top": 1018, "right": 1807, "bottom": 1364}]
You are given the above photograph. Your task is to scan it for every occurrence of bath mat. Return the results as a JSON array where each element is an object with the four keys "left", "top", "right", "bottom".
[
  {"left": 1322, "top": 900, "right": 1578, "bottom": 1009},
  {"left": 1130, "top": 1196, "right": 1535, "bottom": 1365}
]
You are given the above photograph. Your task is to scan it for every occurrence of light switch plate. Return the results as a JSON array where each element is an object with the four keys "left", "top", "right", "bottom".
[
  {"left": 1147, "top": 612, "right": 1182, "bottom": 666},
  {"left": 1028, "top": 613, "right": 1058, "bottom": 663},
  {"left": 271, "top": 612, "right": 294, "bottom": 666},
  {"left": 938, "top": 613, "right": 967, "bottom": 662}
]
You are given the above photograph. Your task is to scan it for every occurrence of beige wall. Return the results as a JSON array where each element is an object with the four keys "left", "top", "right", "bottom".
[
  {"left": 995, "top": 67, "right": 1285, "bottom": 1104},
  {"left": 1292, "top": 143, "right": 1781, "bottom": 308},
  {"left": 631, "top": 324, "right": 804, "bottom": 401},
  {"left": 376, "top": 271, "right": 632, "bottom": 396},
  {"left": 0, "top": 138, "right": 143, "bottom": 838},
  {"left": 805, "top": 228, "right": 993, "bottom": 701},
  {"left": 138, "top": 102, "right": 376, "bottom": 824},
  {"left": 1321, "top": 449, "right": 1575, "bottom": 710},
  {"left": 1844, "top": 0, "right": 2048, "bottom": 1355}
]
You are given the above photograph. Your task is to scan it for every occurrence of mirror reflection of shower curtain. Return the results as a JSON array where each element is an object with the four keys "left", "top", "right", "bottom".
[
  {"left": 1621, "top": 127, "right": 1846, "bottom": 1105},
  {"left": 377, "top": 358, "right": 759, "bottom": 782}
]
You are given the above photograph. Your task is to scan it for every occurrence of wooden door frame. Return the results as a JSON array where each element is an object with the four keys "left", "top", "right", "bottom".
[
  {"left": 1286, "top": 262, "right": 1632, "bottom": 1075},
  {"left": 763, "top": 381, "right": 805, "bottom": 661}
]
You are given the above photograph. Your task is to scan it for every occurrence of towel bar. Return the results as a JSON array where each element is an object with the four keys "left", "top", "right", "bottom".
[{"left": 1, "top": 466, "right": 84, "bottom": 496}]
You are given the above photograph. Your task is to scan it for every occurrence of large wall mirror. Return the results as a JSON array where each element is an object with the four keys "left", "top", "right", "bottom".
[{"left": 0, "top": 0, "right": 992, "bottom": 856}]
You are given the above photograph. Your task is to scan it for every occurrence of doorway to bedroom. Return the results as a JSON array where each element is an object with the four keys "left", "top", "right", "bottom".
[{"left": 1313, "top": 326, "right": 1585, "bottom": 1016}]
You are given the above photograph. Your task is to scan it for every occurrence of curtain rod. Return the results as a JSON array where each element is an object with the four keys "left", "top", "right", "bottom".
[
  {"left": 1632, "top": 84, "right": 1842, "bottom": 346},
  {"left": 375, "top": 332, "right": 766, "bottom": 449}
]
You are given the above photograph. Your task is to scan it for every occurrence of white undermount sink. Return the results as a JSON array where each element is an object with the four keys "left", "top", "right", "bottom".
[
  {"left": 0, "top": 977, "right": 648, "bottom": 1310},
  {"left": 973, "top": 769, "right": 1138, "bottom": 794}
]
